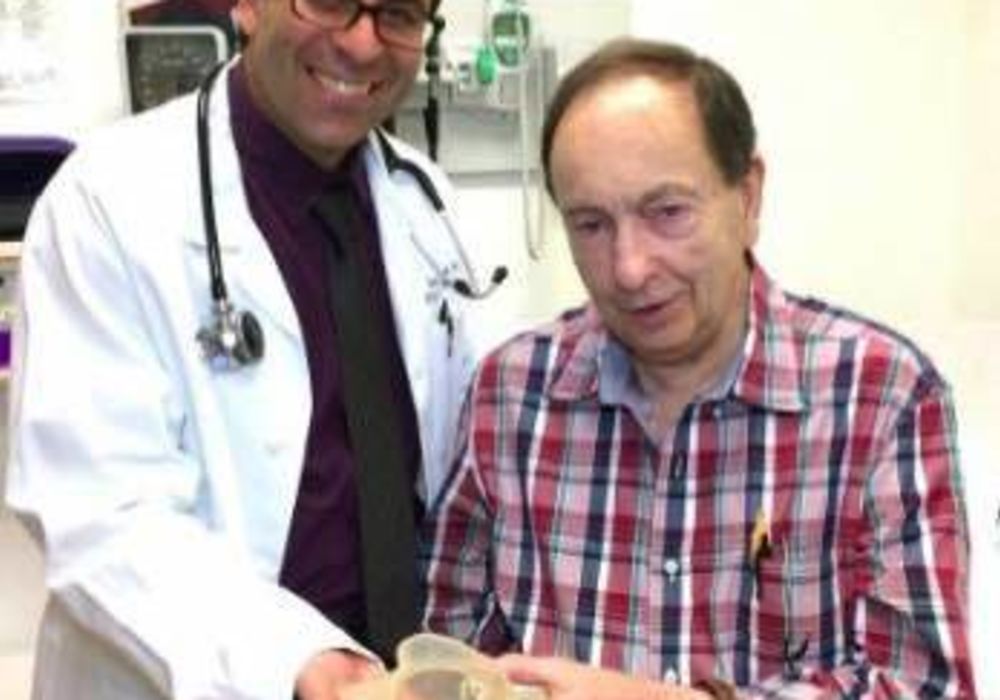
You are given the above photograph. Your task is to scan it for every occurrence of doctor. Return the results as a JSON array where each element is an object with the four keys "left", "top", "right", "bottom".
[{"left": 5, "top": 0, "right": 491, "bottom": 698}]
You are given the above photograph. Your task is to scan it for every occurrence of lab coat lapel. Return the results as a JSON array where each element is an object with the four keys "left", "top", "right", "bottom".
[{"left": 363, "top": 136, "right": 434, "bottom": 452}]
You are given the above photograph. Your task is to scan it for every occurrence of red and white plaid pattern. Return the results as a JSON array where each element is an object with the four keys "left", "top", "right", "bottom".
[{"left": 423, "top": 263, "right": 976, "bottom": 699}]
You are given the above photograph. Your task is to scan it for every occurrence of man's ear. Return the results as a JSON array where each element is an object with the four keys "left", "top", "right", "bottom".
[
  {"left": 231, "top": 0, "right": 259, "bottom": 39},
  {"left": 740, "top": 155, "right": 765, "bottom": 247}
]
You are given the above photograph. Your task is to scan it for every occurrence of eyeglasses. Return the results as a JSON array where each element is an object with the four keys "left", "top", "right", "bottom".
[{"left": 290, "top": 0, "right": 433, "bottom": 51}]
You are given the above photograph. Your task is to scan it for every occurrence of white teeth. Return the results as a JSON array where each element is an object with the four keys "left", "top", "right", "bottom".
[{"left": 314, "top": 71, "right": 371, "bottom": 95}]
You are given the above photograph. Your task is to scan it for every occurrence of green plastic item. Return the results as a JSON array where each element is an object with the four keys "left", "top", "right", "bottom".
[
  {"left": 490, "top": 0, "right": 531, "bottom": 68},
  {"left": 475, "top": 44, "right": 499, "bottom": 85}
]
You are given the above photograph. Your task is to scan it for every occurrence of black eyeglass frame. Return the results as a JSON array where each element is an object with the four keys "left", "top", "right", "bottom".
[{"left": 289, "top": 0, "right": 438, "bottom": 50}]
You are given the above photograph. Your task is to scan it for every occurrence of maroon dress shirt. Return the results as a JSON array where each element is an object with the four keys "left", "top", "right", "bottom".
[{"left": 227, "top": 62, "right": 421, "bottom": 643}]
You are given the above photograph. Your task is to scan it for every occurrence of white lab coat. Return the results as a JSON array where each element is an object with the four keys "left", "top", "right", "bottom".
[{"left": 4, "top": 65, "right": 481, "bottom": 700}]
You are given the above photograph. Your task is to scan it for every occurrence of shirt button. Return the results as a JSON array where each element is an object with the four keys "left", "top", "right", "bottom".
[
  {"left": 664, "top": 667, "right": 678, "bottom": 684},
  {"left": 663, "top": 558, "right": 680, "bottom": 582}
]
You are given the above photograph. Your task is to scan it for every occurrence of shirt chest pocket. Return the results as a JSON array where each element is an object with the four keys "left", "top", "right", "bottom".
[
  {"left": 680, "top": 539, "right": 843, "bottom": 683},
  {"left": 751, "top": 544, "right": 839, "bottom": 675}
]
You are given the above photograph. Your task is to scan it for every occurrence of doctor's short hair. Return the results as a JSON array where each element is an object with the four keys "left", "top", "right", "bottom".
[{"left": 540, "top": 37, "right": 757, "bottom": 195}]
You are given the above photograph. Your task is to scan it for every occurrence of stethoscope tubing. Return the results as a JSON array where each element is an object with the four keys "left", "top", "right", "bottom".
[
  {"left": 196, "top": 62, "right": 504, "bottom": 323},
  {"left": 196, "top": 61, "right": 231, "bottom": 307},
  {"left": 374, "top": 131, "right": 506, "bottom": 299}
]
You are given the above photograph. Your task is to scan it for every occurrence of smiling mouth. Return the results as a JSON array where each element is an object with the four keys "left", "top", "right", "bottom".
[{"left": 310, "top": 68, "right": 379, "bottom": 97}]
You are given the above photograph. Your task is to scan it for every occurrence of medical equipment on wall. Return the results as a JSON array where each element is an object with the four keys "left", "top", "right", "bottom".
[
  {"left": 490, "top": 0, "right": 545, "bottom": 260},
  {"left": 422, "top": 13, "right": 446, "bottom": 162},
  {"left": 194, "top": 64, "right": 506, "bottom": 371},
  {"left": 120, "top": 0, "right": 237, "bottom": 114},
  {"left": 489, "top": 0, "right": 531, "bottom": 70},
  {"left": 396, "top": 0, "right": 556, "bottom": 261},
  {"left": 122, "top": 25, "right": 228, "bottom": 113}
]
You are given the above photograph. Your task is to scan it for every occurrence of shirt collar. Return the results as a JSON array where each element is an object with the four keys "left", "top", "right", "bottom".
[
  {"left": 546, "top": 257, "right": 808, "bottom": 414},
  {"left": 595, "top": 322, "right": 745, "bottom": 411},
  {"left": 731, "top": 258, "right": 809, "bottom": 412}
]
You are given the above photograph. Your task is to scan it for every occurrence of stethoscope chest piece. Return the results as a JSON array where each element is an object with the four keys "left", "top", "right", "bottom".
[{"left": 196, "top": 299, "right": 265, "bottom": 370}]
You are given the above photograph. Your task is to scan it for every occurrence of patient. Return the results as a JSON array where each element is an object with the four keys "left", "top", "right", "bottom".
[{"left": 422, "top": 38, "right": 976, "bottom": 700}]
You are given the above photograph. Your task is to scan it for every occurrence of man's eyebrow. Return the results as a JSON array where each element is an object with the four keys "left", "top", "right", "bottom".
[
  {"left": 559, "top": 203, "right": 608, "bottom": 224},
  {"left": 637, "top": 182, "right": 702, "bottom": 206},
  {"left": 561, "top": 203, "right": 606, "bottom": 218},
  {"left": 559, "top": 182, "right": 703, "bottom": 217}
]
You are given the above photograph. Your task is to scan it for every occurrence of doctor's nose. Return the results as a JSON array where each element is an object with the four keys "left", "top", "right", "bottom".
[{"left": 331, "top": 7, "right": 387, "bottom": 61}]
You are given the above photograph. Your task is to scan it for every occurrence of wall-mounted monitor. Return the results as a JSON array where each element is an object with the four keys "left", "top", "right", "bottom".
[{"left": 122, "top": 25, "right": 227, "bottom": 114}]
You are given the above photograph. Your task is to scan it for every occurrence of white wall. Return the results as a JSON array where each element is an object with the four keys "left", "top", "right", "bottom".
[
  {"left": 0, "top": 1, "right": 124, "bottom": 137},
  {"left": 630, "top": 0, "right": 999, "bottom": 696}
]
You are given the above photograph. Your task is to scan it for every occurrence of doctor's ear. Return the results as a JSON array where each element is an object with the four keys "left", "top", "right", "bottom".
[{"left": 231, "top": 0, "right": 259, "bottom": 39}]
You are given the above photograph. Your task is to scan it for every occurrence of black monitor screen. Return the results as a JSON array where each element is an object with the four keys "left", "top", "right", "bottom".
[{"left": 125, "top": 28, "right": 225, "bottom": 114}]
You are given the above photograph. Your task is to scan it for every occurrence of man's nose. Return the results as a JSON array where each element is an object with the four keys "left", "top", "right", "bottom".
[
  {"left": 611, "top": 223, "right": 653, "bottom": 292},
  {"left": 333, "top": 8, "right": 384, "bottom": 61}
]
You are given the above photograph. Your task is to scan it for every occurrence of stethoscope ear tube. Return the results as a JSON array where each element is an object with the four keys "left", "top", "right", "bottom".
[
  {"left": 376, "top": 130, "right": 507, "bottom": 300},
  {"left": 196, "top": 61, "right": 230, "bottom": 304},
  {"left": 376, "top": 130, "right": 444, "bottom": 211}
]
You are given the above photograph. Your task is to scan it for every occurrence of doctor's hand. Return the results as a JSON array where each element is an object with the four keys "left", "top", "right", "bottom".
[
  {"left": 494, "top": 654, "right": 714, "bottom": 700},
  {"left": 295, "top": 649, "right": 383, "bottom": 700}
]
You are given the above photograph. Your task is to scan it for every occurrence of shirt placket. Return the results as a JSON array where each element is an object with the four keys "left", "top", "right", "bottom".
[{"left": 647, "top": 421, "right": 690, "bottom": 683}]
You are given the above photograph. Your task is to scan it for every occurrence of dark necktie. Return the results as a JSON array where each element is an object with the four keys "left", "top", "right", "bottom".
[{"left": 311, "top": 182, "right": 419, "bottom": 664}]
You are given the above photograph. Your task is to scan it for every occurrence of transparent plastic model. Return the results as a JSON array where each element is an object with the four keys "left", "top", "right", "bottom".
[{"left": 342, "top": 633, "right": 546, "bottom": 700}]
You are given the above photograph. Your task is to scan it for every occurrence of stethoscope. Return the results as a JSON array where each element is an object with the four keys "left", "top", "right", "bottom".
[{"left": 194, "top": 62, "right": 506, "bottom": 369}]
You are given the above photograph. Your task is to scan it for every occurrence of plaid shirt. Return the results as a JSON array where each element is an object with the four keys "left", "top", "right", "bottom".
[{"left": 423, "top": 263, "right": 976, "bottom": 699}]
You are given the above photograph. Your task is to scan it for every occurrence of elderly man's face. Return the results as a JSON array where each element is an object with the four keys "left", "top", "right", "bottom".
[{"left": 549, "top": 74, "right": 763, "bottom": 380}]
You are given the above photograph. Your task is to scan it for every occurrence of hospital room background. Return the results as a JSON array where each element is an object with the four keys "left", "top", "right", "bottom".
[{"left": 0, "top": 0, "right": 997, "bottom": 697}]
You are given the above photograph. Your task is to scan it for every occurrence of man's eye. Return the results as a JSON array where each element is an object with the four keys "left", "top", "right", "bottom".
[
  {"left": 380, "top": 2, "right": 425, "bottom": 28},
  {"left": 645, "top": 202, "right": 694, "bottom": 234},
  {"left": 569, "top": 219, "right": 606, "bottom": 237},
  {"left": 651, "top": 203, "right": 688, "bottom": 220},
  {"left": 309, "top": 0, "right": 353, "bottom": 15}
]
